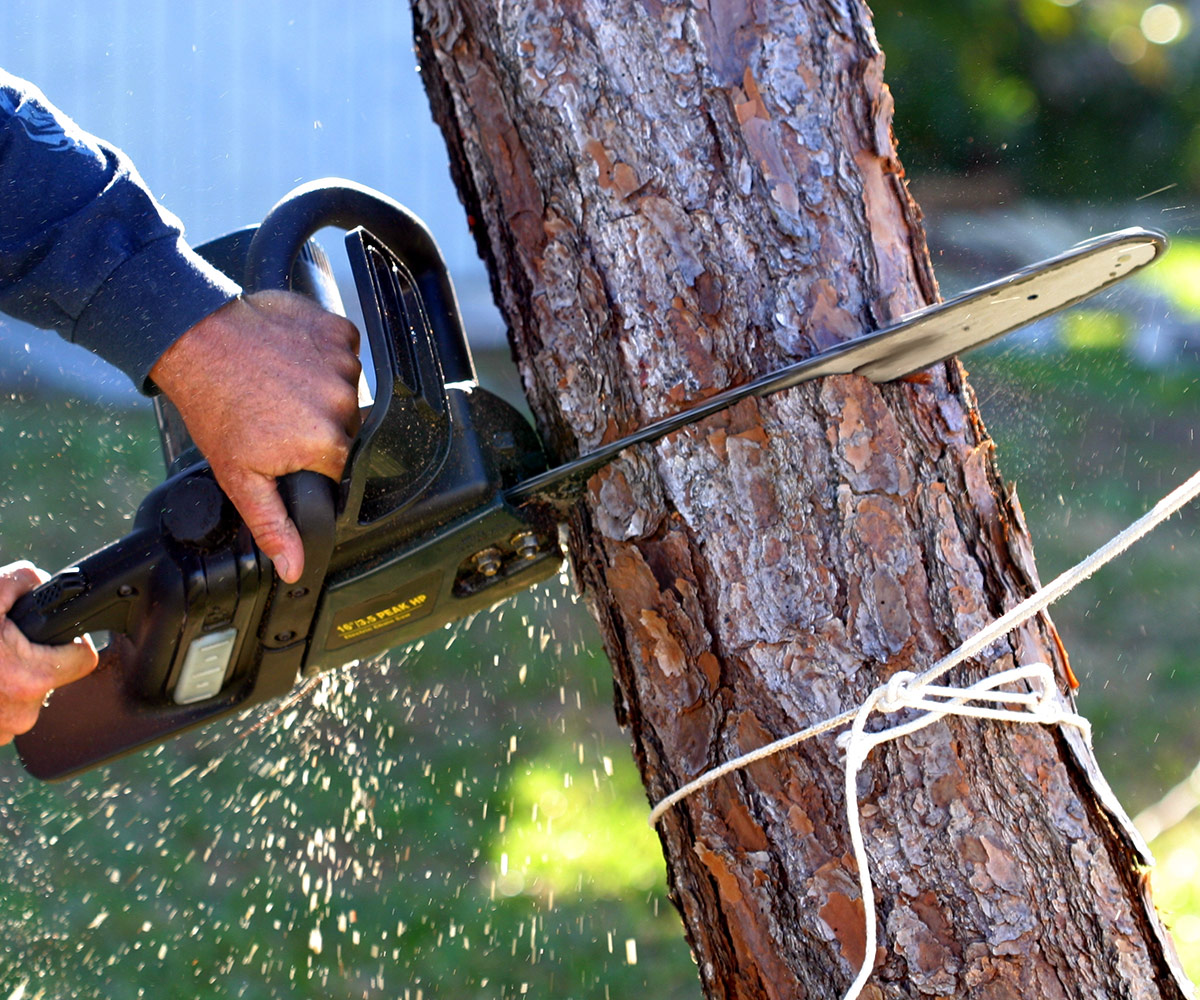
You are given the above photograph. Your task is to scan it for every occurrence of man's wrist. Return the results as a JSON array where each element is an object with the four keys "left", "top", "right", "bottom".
[
  {"left": 148, "top": 292, "right": 245, "bottom": 403},
  {"left": 76, "top": 236, "right": 242, "bottom": 395}
]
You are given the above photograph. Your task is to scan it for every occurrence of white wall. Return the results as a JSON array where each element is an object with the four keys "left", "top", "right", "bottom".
[{"left": 0, "top": 1, "right": 506, "bottom": 400}]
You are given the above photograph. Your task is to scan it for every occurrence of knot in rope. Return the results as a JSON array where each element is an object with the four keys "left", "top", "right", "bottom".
[
  {"left": 833, "top": 661, "right": 1090, "bottom": 1000},
  {"left": 835, "top": 661, "right": 1091, "bottom": 759},
  {"left": 877, "top": 669, "right": 917, "bottom": 714}
]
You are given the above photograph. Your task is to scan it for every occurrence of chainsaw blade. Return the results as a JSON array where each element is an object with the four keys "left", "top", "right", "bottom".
[{"left": 508, "top": 227, "right": 1165, "bottom": 509}]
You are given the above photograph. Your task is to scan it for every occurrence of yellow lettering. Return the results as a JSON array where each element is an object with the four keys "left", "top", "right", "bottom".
[{"left": 335, "top": 591, "right": 432, "bottom": 642}]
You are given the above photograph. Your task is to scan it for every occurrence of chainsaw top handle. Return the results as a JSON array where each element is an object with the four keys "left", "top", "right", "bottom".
[{"left": 245, "top": 178, "right": 475, "bottom": 386}]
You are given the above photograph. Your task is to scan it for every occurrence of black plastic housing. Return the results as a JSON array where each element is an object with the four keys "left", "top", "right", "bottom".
[{"left": 12, "top": 180, "right": 562, "bottom": 780}]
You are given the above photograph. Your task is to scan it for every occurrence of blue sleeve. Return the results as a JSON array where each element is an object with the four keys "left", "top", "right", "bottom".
[{"left": 0, "top": 69, "right": 241, "bottom": 392}]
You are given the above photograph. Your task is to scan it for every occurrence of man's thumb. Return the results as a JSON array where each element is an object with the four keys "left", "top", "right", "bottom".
[{"left": 222, "top": 473, "right": 305, "bottom": 584}]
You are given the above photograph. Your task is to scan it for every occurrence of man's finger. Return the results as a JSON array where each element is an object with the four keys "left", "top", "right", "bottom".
[
  {"left": 303, "top": 439, "right": 354, "bottom": 484},
  {"left": 0, "top": 561, "right": 48, "bottom": 614},
  {"left": 0, "top": 701, "right": 41, "bottom": 744},
  {"left": 220, "top": 471, "right": 305, "bottom": 583},
  {"left": 0, "top": 627, "right": 98, "bottom": 721},
  {"left": 48, "top": 634, "right": 100, "bottom": 687}
]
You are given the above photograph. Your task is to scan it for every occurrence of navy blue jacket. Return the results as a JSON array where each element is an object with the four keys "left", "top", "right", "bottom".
[{"left": 0, "top": 69, "right": 239, "bottom": 391}]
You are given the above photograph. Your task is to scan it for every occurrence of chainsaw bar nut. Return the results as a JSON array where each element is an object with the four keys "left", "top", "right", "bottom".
[
  {"left": 472, "top": 547, "right": 504, "bottom": 577},
  {"left": 511, "top": 531, "right": 540, "bottom": 561}
]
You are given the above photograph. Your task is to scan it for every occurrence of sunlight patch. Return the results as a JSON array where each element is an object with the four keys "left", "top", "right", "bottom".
[{"left": 491, "top": 758, "right": 666, "bottom": 899}]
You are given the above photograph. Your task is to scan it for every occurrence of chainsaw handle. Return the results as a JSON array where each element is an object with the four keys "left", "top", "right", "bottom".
[
  {"left": 244, "top": 177, "right": 475, "bottom": 385},
  {"left": 8, "top": 474, "right": 335, "bottom": 654},
  {"left": 7, "top": 531, "right": 161, "bottom": 647},
  {"left": 11, "top": 467, "right": 335, "bottom": 781}
]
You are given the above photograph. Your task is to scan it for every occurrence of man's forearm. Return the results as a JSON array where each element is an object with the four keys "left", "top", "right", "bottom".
[{"left": 0, "top": 68, "right": 239, "bottom": 391}]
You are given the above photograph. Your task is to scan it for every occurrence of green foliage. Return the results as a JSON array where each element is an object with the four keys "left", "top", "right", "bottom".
[
  {"left": 871, "top": 0, "right": 1200, "bottom": 198},
  {"left": 494, "top": 757, "right": 666, "bottom": 900},
  {"left": 1151, "top": 814, "right": 1200, "bottom": 970},
  {"left": 1058, "top": 308, "right": 1132, "bottom": 350},
  {"left": 968, "top": 336, "right": 1200, "bottom": 979},
  {"left": 1139, "top": 236, "right": 1200, "bottom": 315}
]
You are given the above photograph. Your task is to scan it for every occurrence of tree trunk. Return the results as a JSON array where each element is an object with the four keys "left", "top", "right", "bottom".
[{"left": 410, "top": 2, "right": 1191, "bottom": 997}]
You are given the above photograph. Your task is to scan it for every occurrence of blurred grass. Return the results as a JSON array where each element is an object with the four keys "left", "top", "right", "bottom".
[
  {"left": 4, "top": 319, "right": 1200, "bottom": 993},
  {"left": 0, "top": 391, "right": 160, "bottom": 571},
  {"left": 0, "top": 380, "right": 699, "bottom": 1000}
]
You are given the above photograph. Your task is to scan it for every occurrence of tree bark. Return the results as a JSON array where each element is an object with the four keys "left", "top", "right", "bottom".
[{"left": 410, "top": 2, "right": 1191, "bottom": 997}]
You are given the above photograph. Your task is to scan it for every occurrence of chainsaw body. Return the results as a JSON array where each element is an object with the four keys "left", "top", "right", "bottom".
[{"left": 12, "top": 184, "right": 561, "bottom": 780}]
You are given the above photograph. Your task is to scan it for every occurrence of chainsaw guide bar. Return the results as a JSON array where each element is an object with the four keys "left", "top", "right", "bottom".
[{"left": 509, "top": 227, "right": 1166, "bottom": 508}]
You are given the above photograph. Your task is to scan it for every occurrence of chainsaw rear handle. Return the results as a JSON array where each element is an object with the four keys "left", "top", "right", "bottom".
[
  {"left": 245, "top": 177, "right": 476, "bottom": 385},
  {"left": 10, "top": 467, "right": 337, "bottom": 781},
  {"left": 7, "top": 531, "right": 161, "bottom": 648}
]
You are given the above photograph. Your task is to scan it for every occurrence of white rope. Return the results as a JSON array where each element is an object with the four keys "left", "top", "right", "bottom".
[
  {"left": 835, "top": 662, "right": 1090, "bottom": 1000},
  {"left": 646, "top": 466, "right": 1200, "bottom": 997}
]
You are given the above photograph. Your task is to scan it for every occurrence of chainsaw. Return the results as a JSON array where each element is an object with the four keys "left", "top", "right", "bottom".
[{"left": 8, "top": 179, "right": 1166, "bottom": 780}]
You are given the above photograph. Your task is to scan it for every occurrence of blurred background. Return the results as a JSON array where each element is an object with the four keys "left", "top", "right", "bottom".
[{"left": 1, "top": 1, "right": 1199, "bottom": 996}]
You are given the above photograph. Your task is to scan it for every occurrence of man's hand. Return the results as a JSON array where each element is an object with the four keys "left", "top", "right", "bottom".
[
  {"left": 150, "top": 290, "right": 362, "bottom": 583},
  {"left": 0, "top": 562, "right": 99, "bottom": 745}
]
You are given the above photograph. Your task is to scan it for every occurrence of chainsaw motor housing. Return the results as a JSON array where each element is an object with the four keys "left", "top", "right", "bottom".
[
  {"left": 12, "top": 181, "right": 562, "bottom": 779},
  {"left": 302, "top": 224, "right": 560, "bottom": 675}
]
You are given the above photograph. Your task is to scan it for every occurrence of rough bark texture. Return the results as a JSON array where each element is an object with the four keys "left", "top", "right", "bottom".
[{"left": 410, "top": 2, "right": 1191, "bottom": 997}]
